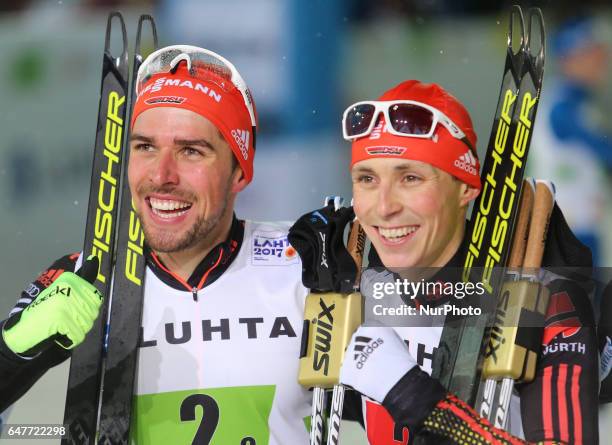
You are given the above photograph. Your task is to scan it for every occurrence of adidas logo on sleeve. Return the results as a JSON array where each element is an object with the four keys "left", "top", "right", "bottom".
[{"left": 453, "top": 149, "right": 478, "bottom": 176}]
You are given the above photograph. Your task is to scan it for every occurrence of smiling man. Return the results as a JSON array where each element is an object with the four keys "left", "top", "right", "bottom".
[
  {"left": 344, "top": 81, "right": 598, "bottom": 444},
  {"left": 291, "top": 80, "right": 599, "bottom": 444},
  {"left": 0, "top": 46, "right": 312, "bottom": 444}
]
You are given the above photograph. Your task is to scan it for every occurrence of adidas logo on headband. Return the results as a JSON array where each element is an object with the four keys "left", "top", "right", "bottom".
[
  {"left": 454, "top": 149, "right": 478, "bottom": 176},
  {"left": 231, "top": 129, "right": 250, "bottom": 160}
]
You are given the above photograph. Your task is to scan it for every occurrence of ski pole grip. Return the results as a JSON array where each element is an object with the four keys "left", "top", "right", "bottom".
[
  {"left": 507, "top": 178, "right": 535, "bottom": 269},
  {"left": 299, "top": 215, "right": 365, "bottom": 388},
  {"left": 347, "top": 219, "right": 366, "bottom": 287},
  {"left": 522, "top": 180, "right": 555, "bottom": 270}
]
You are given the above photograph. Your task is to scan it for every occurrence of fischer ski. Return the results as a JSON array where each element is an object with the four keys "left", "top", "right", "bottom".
[
  {"left": 62, "top": 12, "right": 129, "bottom": 445},
  {"left": 98, "top": 15, "right": 158, "bottom": 445},
  {"left": 62, "top": 13, "right": 159, "bottom": 444},
  {"left": 432, "top": 4, "right": 546, "bottom": 412}
]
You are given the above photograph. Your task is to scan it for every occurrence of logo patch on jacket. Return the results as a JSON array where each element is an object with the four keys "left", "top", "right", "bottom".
[{"left": 252, "top": 231, "right": 299, "bottom": 266}]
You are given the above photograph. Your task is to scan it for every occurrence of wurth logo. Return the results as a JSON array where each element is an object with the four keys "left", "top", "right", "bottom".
[
  {"left": 543, "top": 341, "right": 586, "bottom": 355},
  {"left": 353, "top": 336, "right": 384, "bottom": 369},
  {"left": 453, "top": 150, "right": 478, "bottom": 176},
  {"left": 231, "top": 129, "right": 250, "bottom": 160}
]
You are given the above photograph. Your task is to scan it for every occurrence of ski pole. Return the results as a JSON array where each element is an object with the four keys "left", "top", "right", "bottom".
[
  {"left": 481, "top": 180, "right": 555, "bottom": 429},
  {"left": 479, "top": 178, "right": 535, "bottom": 420},
  {"left": 299, "top": 198, "right": 365, "bottom": 445},
  {"left": 326, "top": 216, "right": 366, "bottom": 445}
]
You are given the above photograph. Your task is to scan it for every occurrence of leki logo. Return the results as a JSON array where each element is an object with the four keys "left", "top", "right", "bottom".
[
  {"left": 366, "top": 146, "right": 407, "bottom": 156},
  {"left": 144, "top": 96, "right": 186, "bottom": 105},
  {"left": 231, "top": 129, "right": 250, "bottom": 160}
]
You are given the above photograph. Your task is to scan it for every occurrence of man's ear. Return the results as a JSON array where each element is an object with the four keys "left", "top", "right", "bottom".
[
  {"left": 458, "top": 183, "right": 480, "bottom": 208},
  {"left": 231, "top": 165, "right": 249, "bottom": 193}
]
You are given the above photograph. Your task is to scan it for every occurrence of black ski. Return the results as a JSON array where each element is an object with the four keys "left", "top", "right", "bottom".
[
  {"left": 98, "top": 16, "right": 158, "bottom": 445},
  {"left": 431, "top": 5, "right": 546, "bottom": 408},
  {"left": 62, "top": 12, "right": 129, "bottom": 445}
]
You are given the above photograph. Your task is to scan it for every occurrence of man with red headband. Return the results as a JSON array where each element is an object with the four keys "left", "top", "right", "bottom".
[
  {"left": 290, "top": 80, "right": 598, "bottom": 443},
  {"left": 0, "top": 46, "right": 312, "bottom": 443}
]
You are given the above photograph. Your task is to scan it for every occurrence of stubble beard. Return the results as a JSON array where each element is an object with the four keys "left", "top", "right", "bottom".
[{"left": 138, "top": 183, "right": 232, "bottom": 254}]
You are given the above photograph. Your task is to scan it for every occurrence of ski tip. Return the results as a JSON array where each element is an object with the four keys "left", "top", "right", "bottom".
[
  {"left": 136, "top": 14, "right": 159, "bottom": 54},
  {"left": 508, "top": 5, "right": 526, "bottom": 55},
  {"left": 526, "top": 7, "right": 546, "bottom": 63},
  {"left": 104, "top": 11, "right": 128, "bottom": 60}
]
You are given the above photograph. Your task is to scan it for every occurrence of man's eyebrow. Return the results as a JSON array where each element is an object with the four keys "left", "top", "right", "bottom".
[
  {"left": 129, "top": 134, "right": 215, "bottom": 149},
  {"left": 173, "top": 138, "right": 215, "bottom": 149},
  {"left": 352, "top": 166, "right": 375, "bottom": 174},
  {"left": 394, "top": 162, "right": 435, "bottom": 174},
  {"left": 352, "top": 162, "right": 416, "bottom": 173},
  {"left": 394, "top": 163, "right": 416, "bottom": 172},
  {"left": 130, "top": 133, "right": 153, "bottom": 143}
]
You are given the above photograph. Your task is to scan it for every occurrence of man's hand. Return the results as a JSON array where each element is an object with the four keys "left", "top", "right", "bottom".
[
  {"left": 340, "top": 324, "right": 418, "bottom": 403},
  {"left": 341, "top": 324, "right": 447, "bottom": 431},
  {"left": 2, "top": 256, "right": 103, "bottom": 356},
  {"left": 288, "top": 203, "right": 357, "bottom": 293}
]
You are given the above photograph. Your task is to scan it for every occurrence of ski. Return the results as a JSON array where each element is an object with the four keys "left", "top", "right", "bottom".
[
  {"left": 62, "top": 12, "right": 129, "bottom": 445},
  {"left": 97, "top": 16, "right": 158, "bottom": 445},
  {"left": 431, "top": 4, "right": 546, "bottom": 411}
]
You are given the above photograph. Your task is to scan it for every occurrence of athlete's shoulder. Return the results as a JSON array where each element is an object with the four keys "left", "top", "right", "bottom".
[
  {"left": 244, "top": 219, "right": 294, "bottom": 233},
  {"left": 541, "top": 276, "right": 597, "bottom": 360},
  {"left": 545, "top": 277, "right": 595, "bottom": 326}
]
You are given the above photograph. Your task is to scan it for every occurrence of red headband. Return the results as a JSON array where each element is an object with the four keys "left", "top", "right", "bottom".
[
  {"left": 132, "top": 64, "right": 255, "bottom": 183},
  {"left": 351, "top": 80, "right": 481, "bottom": 190}
]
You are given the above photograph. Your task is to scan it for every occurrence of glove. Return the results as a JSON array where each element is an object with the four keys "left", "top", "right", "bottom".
[
  {"left": 340, "top": 324, "right": 417, "bottom": 403},
  {"left": 288, "top": 202, "right": 357, "bottom": 293},
  {"left": 340, "top": 324, "right": 446, "bottom": 430},
  {"left": 2, "top": 256, "right": 103, "bottom": 356}
]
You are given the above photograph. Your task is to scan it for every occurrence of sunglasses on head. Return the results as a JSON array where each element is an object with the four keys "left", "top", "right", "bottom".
[{"left": 342, "top": 100, "right": 476, "bottom": 155}]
